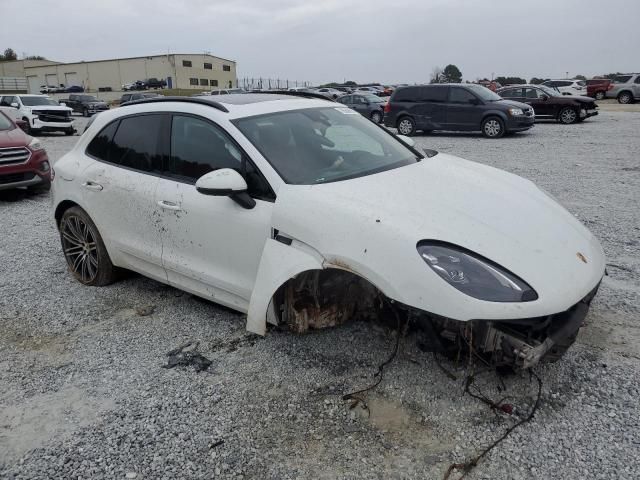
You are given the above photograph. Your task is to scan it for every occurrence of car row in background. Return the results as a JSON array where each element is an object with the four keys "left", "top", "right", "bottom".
[
  {"left": 541, "top": 79, "right": 588, "bottom": 96},
  {"left": 0, "top": 109, "right": 52, "bottom": 192},
  {"left": 0, "top": 94, "right": 74, "bottom": 135},
  {"left": 337, "top": 93, "right": 386, "bottom": 123},
  {"left": 119, "top": 92, "right": 162, "bottom": 104},
  {"left": 498, "top": 85, "right": 598, "bottom": 124},
  {"left": 122, "top": 78, "right": 167, "bottom": 91},
  {"left": 40, "top": 84, "right": 84, "bottom": 94},
  {"left": 383, "top": 84, "right": 535, "bottom": 138}
]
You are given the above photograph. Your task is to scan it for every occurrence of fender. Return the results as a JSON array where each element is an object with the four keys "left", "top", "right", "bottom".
[{"left": 246, "top": 238, "right": 325, "bottom": 335}]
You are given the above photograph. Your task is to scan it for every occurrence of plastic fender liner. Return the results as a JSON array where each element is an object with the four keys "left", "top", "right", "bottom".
[{"left": 246, "top": 238, "right": 324, "bottom": 335}]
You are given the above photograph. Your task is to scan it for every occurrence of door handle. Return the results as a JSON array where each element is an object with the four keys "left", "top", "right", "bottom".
[
  {"left": 82, "top": 181, "right": 103, "bottom": 191},
  {"left": 157, "top": 200, "right": 182, "bottom": 211}
]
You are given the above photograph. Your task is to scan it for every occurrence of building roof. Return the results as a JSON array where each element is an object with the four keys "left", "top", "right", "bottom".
[{"left": 23, "top": 53, "right": 236, "bottom": 69}]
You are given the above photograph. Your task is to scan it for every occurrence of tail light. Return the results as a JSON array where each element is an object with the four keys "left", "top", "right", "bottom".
[{"left": 384, "top": 102, "right": 391, "bottom": 113}]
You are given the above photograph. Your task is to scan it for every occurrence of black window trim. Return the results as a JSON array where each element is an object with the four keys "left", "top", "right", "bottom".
[{"left": 84, "top": 112, "right": 276, "bottom": 203}]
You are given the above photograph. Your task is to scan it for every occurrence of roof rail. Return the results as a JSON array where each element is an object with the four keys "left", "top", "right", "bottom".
[
  {"left": 249, "top": 90, "right": 335, "bottom": 102},
  {"left": 122, "top": 96, "right": 229, "bottom": 113}
]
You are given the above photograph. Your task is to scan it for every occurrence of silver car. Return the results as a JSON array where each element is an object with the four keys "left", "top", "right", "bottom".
[{"left": 605, "top": 74, "right": 640, "bottom": 104}]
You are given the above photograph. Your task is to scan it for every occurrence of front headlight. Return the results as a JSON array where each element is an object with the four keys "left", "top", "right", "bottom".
[
  {"left": 508, "top": 108, "right": 524, "bottom": 116},
  {"left": 417, "top": 241, "right": 538, "bottom": 302},
  {"left": 28, "top": 137, "right": 44, "bottom": 152}
]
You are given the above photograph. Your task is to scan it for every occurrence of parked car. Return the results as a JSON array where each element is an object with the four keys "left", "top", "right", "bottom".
[
  {"left": 498, "top": 85, "right": 598, "bottom": 124},
  {"left": 337, "top": 93, "right": 386, "bottom": 123},
  {"left": 313, "top": 88, "right": 345, "bottom": 99},
  {"left": 334, "top": 86, "right": 354, "bottom": 94},
  {"left": 0, "top": 94, "right": 74, "bottom": 135},
  {"left": 384, "top": 84, "right": 534, "bottom": 138},
  {"left": 119, "top": 92, "right": 161, "bottom": 104},
  {"left": 121, "top": 81, "right": 147, "bottom": 91},
  {"left": 586, "top": 79, "right": 613, "bottom": 100},
  {"left": 0, "top": 110, "right": 51, "bottom": 192},
  {"left": 210, "top": 88, "right": 246, "bottom": 95},
  {"left": 61, "top": 94, "right": 109, "bottom": 117},
  {"left": 65, "top": 85, "right": 85, "bottom": 93},
  {"left": 541, "top": 79, "right": 587, "bottom": 96},
  {"left": 144, "top": 78, "right": 167, "bottom": 89},
  {"left": 287, "top": 87, "right": 313, "bottom": 92},
  {"left": 605, "top": 74, "right": 640, "bottom": 104},
  {"left": 39, "top": 85, "right": 58, "bottom": 94},
  {"left": 51, "top": 93, "right": 605, "bottom": 369}
]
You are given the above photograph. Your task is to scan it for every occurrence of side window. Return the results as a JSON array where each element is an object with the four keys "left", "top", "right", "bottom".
[
  {"left": 1, "top": 96, "right": 16, "bottom": 107},
  {"left": 420, "top": 86, "right": 448, "bottom": 102},
  {"left": 86, "top": 121, "right": 119, "bottom": 160},
  {"left": 168, "top": 115, "right": 273, "bottom": 199},
  {"left": 524, "top": 88, "right": 539, "bottom": 99},
  {"left": 108, "top": 115, "right": 165, "bottom": 173},
  {"left": 449, "top": 87, "right": 477, "bottom": 103},
  {"left": 558, "top": 81, "right": 571, "bottom": 87},
  {"left": 392, "top": 87, "right": 418, "bottom": 102},
  {"left": 635, "top": 76, "right": 640, "bottom": 84},
  {"left": 168, "top": 115, "right": 242, "bottom": 181},
  {"left": 500, "top": 89, "right": 516, "bottom": 98}
]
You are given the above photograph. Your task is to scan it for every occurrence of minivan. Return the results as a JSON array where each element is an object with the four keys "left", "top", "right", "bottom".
[{"left": 383, "top": 84, "right": 534, "bottom": 138}]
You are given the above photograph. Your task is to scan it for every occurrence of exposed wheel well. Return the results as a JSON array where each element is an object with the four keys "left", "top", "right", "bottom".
[
  {"left": 54, "top": 200, "right": 80, "bottom": 227},
  {"left": 272, "top": 268, "right": 387, "bottom": 333}
]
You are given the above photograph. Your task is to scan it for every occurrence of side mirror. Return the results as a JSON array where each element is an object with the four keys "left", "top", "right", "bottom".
[
  {"left": 540, "top": 94, "right": 549, "bottom": 101},
  {"left": 60, "top": 102, "right": 67, "bottom": 107},
  {"left": 396, "top": 134, "right": 416, "bottom": 148},
  {"left": 195, "top": 168, "right": 255, "bottom": 209},
  {"left": 10, "top": 102, "right": 19, "bottom": 108}
]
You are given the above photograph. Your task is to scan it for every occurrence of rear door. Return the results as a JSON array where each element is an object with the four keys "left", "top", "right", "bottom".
[
  {"left": 81, "top": 114, "right": 167, "bottom": 280},
  {"left": 412, "top": 86, "right": 448, "bottom": 130},
  {"left": 444, "top": 87, "right": 482, "bottom": 130}
]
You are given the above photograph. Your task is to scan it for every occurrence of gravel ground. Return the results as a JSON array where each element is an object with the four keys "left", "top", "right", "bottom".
[{"left": 1, "top": 112, "right": 639, "bottom": 480}]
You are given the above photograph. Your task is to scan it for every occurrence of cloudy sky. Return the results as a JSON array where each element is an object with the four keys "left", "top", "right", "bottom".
[{"left": 2, "top": 0, "right": 638, "bottom": 84}]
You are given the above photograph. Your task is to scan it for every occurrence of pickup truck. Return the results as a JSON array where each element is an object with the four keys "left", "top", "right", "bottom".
[
  {"left": 143, "top": 78, "right": 167, "bottom": 89},
  {"left": 60, "top": 94, "right": 109, "bottom": 117}
]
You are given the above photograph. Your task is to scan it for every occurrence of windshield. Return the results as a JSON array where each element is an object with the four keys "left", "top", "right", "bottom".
[
  {"left": 80, "top": 95, "right": 98, "bottom": 101},
  {"left": 465, "top": 84, "right": 502, "bottom": 101},
  {"left": 20, "top": 96, "right": 59, "bottom": 106},
  {"left": 234, "top": 107, "right": 424, "bottom": 185},
  {"left": 0, "top": 112, "right": 13, "bottom": 130},
  {"left": 538, "top": 85, "right": 561, "bottom": 96}
]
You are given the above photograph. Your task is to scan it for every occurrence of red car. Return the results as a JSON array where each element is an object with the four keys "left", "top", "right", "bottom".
[
  {"left": 0, "top": 110, "right": 51, "bottom": 193},
  {"left": 586, "top": 79, "right": 613, "bottom": 100}
]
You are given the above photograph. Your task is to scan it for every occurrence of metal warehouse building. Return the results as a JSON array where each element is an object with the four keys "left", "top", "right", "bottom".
[{"left": 2, "top": 53, "right": 237, "bottom": 94}]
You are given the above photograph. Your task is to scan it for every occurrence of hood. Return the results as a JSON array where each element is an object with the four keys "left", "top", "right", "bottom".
[
  {"left": 494, "top": 99, "right": 532, "bottom": 110},
  {"left": 567, "top": 95, "right": 596, "bottom": 104},
  {"left": 272, "top": 153, "right": 605, "bottom": 318},
  {"left": 28, "top": 105, "right": 72, "bottom": 112},
  {"left": 0, "top": 127, "right": 29, "bottom": 148}
]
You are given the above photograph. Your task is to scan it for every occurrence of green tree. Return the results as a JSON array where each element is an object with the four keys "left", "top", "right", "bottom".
[
  {"left": 495, "top": 76, "right": 526, "bottom": 85},
  {"left": 574, "top": 74, "right": 587, "bottom": 80},
  {"left": 442, "top": 64, "right": 462, "bottom": 83},
  {"left": 24, "top": 55, "right": 46, "bottom": 60},
  {"left": 530, "top": 77, "right": 548, "bottom": 85},
  {"left": 1, "top": 48, "right": 17, "bottom": 61}
]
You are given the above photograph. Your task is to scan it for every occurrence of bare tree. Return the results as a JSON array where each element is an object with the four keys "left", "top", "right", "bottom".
[{"left": 430, "top": 66, "right": 444, "bottom": 84}]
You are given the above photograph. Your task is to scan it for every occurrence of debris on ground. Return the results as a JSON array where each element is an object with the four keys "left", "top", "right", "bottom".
[
  {"left": 135, "top": 305, "right": 156, "bottom": 316},
  {"left": 162, "top": 341, "right": 212, "bottom": 372}
]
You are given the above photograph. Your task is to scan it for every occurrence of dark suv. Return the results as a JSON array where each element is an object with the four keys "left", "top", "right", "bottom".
[{"left": 383, "top": 84, "right": 534, "bottom": 138}]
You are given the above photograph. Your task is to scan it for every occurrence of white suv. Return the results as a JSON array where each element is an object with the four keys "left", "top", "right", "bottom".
[
  {"left": 0, "top": 94, "right": 74, "bottom": 135},
  {"left": 52, "top": 93, "right": 605, "bottom": 368},
  {"left": 541, "top": 79, "right": 588, "bottom": 96}
]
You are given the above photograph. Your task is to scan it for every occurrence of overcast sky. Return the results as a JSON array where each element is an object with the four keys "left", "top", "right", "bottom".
[{"left": 2, "top": 0, "right": 638, "bottom": 84}]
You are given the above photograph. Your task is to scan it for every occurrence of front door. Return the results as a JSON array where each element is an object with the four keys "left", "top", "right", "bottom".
[
  {"left": 523, "top": 87, "right": 554, "bottom": 118},
  {"left": 81, "top": 114, "right": 166, "bottom": 280},
  {"left": 156, "top": 114, "right": 274, "bottom": 311},
  {"left": 445, "top": 87, "right": 482, "bottom": 130}
]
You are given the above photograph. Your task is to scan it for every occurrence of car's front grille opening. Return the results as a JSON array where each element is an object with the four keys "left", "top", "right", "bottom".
[
  {"left": 32, "top": 110, "right": 71, "bottom": 122},
  {"left": 0, "top": 146, "right": 31, "bottom": 166}
]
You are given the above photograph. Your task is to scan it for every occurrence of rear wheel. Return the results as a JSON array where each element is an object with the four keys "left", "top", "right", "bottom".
[
  {"left": 370, "top": 111, "right": 382, "bottom": 123},
  {"left": 594, "top": 91, "right": 605, "bottom": 100},
  {"left": 618, "top": 91, "right": 633, "bottom": 104},
  {"left": 64, "top": 128, "right": 75, "bottom": 136},
  {"left": 397, "top": 116, "right": 415, "bottom": 136},
  {"left": 558, "top": 107, "right": 578, "bottom": 124},
  {"left": 82, "top": 107, "right": 89, "bottom": 117},
  {"left": 481, "top": 116, "right": 504, "bottom": 138},
  {"left": 59, "top": 207, "right": 116, "bottom": 286}
]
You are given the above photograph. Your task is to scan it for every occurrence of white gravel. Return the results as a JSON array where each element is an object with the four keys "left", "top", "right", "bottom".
[{"left": 1, "top": 112, "right": 639, "bottom": 479}]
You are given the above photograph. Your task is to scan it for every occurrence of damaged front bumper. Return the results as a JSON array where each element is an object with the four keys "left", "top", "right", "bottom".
[{"left": 412, "top": 282, "right": 601, "bottom": 369}]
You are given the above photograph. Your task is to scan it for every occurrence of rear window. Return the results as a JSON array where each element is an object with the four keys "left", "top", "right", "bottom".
[{"left": 576, "top": 81, "right": 586, "bottom": 86}]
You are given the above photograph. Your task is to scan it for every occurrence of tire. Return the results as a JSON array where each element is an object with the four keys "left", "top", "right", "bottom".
[
  {"left": 481, "top": 116, "right": 505, "bottom": 138},
  {"left": 594, "top": 91, "right": 605, "bottom": 100},
  {"left": 370, "top": 111, "right": 382, "bottom": 123},
  {"left": 558, "top": 107, "right": 578, "bottom": 124},
  {"left": 59, "top": 206, "right": 116, "bottom": 286},
  {"left": 397, "top": 116, "right": 415, "bottom": 136},
  {"left": 22, "top": 117, "right": 31, "bottom": 134},
  {"left": 64, "top": 128, "right": 75, "bottom": 136},
  {"left": 618, "top": 91, "right": 633, "bottom": 104},
  {"left": 82, "top": 108, "right": 89, "bottom": 117}
]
